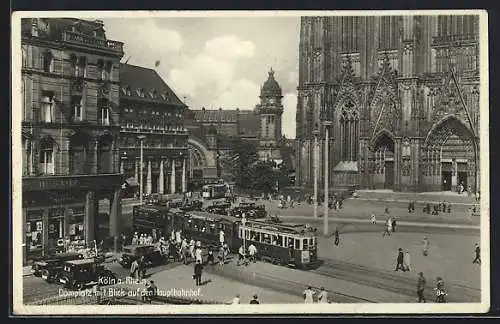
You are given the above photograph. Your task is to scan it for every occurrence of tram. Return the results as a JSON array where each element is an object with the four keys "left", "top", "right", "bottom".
[{"left": 132, "top": 205, "right": 318, "bottom": 269}]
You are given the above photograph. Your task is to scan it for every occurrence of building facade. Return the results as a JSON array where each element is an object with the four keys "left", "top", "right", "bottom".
[
  {"left": 185, "top": 69, "right": 291, "bottom": 185},
  {"left": 295, "top": 15, "right": 480, "bottom": 192},
  {"left": 21, "top": 18, "right": 125, "bottom": 262},
  {"left": 119, "top": 64, "right": 189, "bottom": 196}
]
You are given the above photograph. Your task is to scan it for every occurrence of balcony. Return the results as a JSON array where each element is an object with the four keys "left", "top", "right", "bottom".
[
  {"left": 120, "top": 125, "right": 188, "bottom": 135},
  {"left": 432, "top": 34, "right": 478, "bottom": 46},
  {"left": 22, "top": 174, "right": 125, "bottom": 192},
  {"left": 62, "top": 30, "right": 124, "bottom": 55}
]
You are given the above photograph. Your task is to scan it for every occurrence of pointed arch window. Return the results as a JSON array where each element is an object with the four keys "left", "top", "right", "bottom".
[{"left": 339, "top": 101, "right": 359, "bottom": 162}]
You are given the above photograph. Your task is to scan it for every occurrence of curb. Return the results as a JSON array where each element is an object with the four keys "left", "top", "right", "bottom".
[{"left": 353, "top": 197, "right": 477, "bottom": 206}]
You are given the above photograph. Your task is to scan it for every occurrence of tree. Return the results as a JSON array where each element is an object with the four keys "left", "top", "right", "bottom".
[{"left": 219, "top": 137, "right": 258, "bottom": 189}]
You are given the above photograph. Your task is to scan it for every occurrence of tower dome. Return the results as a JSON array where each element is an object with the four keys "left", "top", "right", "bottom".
[{"left": 260, "top": 68, "right": 282, "bottom": 98}]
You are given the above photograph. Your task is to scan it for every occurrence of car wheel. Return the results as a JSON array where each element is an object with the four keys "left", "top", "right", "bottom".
[
  {"left": 74, "top": 282, "right": 83, "bottom": 290},
  {"left": 42, "top": 270, "right": 52, "bottom": 283}
]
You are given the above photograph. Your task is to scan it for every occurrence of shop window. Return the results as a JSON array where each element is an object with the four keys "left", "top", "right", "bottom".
[
  {"left": 39, "top": 137, "right": 55, "bottom": 175},
  {"left": 26, "top": 220, "right": 43, "bottom": 252}
]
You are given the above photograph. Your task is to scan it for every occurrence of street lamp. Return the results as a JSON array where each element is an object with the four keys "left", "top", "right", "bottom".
[
  {"left": 241, "top": 213, "right": 247, "bottom": 261},
  {"left": 323, "top": 121, "right": 333, "bottom": 236},
  {"left": 137, "top": 135, "right": 146, "bottom": 205},
  {"left": 312, "top": 128, "right": 320, "bottom": 219}
]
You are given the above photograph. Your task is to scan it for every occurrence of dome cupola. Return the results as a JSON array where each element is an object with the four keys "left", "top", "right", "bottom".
[{"left": 260, "top": 68, "right": 282, "bottom": 98}]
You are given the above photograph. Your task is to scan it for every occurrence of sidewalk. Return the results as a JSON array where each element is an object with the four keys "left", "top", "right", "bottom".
[
  {"left": 113, "top": 264, "right": 302, "bottom": 304},
  {"left": 355, "top": 190, "right": 478, "bottom": 205}
]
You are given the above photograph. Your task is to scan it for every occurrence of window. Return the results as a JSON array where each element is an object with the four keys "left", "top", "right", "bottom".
[
  {"left": 42, "top": 51, "right": 54, "bottom": 73},
  {"left": 295, "top": 238, "right": 300, "bottom": 249},
  {"left": 39, "top": 138, "right": 54, "bottom": 175},
  {"left": 339, "top": 101, "right": 359, "bottom": 162},
  {"left": 303, "top": 238, "right": 308, "bottom": 250},
  {"left": 105, "top": 61, "right": 113, "bottom": 80},
  {"left": 72, "top": 96, "right": 83, "bottom": 122},
  {"left": 77, "top": 57, "right": 87, "bottom": 77},
  {"left": 40, "top": 92, "right": 54, "bottom": 123},
  {"left": 100, "top": 107, "right": 110, "bottom": 125},
  {"left": 70, "top": 54, "right": 78, "bottom": 76}
]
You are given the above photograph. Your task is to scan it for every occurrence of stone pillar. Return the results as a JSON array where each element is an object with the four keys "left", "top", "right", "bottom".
[
  {"left": 42, "top": 208, "right": 49, "bottom": 257},
  {"left": 182, "top": 158, "right": 187, "bottom": 193},
  {"left": 323, "top": 125, "right": 330, "bottom": 236},
  {"left": 84, "top": 191, "right": 97, "bottom": 244},
  {"left": 451, "top": 159, "right": 458, "bottom": 191},
  {"left": 146, "top": 160, "right": 152, "bottom": 195},
  {"left": 158, "top": 159, "right": 164, "bottom": 194},
  {"left": 91, "top": 138, "right": 99, "bottom": 174},
  {"left": 170, "top": 159, "right": 176, "bottom": 194},
  {"left": 394, "top": 139, "right": 401, "bottom": 191},
  {"left": 109, "top": 188, "right": 122, "bottom": 252}
]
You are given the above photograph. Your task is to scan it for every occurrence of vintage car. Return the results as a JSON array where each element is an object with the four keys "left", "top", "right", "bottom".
[
  {"left": 118, "top": 244, "right": 165, "bottom": 269},
  {"left": 204, "top": 201, "right": 231, "bottom": 215},
  {"left": 58, "top": 259, "right": 117, "bottom": 290},
  {"left": 230, "top": 203, "right": 267, "bottom": 219},
  {"left": 31, "top": 252, "right": 84, "bottom": 281},
  {"left": 180, "top": 200, "right": 203, "bottom": 212}
]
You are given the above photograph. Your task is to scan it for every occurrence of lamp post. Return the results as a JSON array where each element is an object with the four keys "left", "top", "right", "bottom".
[
  {"left": 323, "top": 121, "right": 332, "bottom": 236},
  {"left": 312, "top": 129, "right": 320, "bottom": 218},
  {"left": 137, "top": 135, "right": 146, "bottom": 205}
]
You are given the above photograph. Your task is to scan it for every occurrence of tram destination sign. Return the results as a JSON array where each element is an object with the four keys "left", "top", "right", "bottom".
[{"left": 22, "top": 174, "right": 125, "bottom": 192}]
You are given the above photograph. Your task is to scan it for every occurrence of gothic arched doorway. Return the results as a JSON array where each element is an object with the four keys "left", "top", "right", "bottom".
[
  {"left": 423, "top": 115, "right": 477, "bottom": 192},
  {"left": 370, "top": 130, "right": 395, "bottom": 190}
]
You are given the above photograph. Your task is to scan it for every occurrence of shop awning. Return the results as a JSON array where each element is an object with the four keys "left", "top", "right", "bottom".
[{"left": 125, "top": 177, "right": 139, "bottom": 187}]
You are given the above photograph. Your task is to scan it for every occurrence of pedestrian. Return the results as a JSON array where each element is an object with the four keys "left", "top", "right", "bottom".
[
  {"left": 303, "top": 286, "right": 315, "bottom": 304},
  {"left": 237, "top": 245, "right": 246, "bottom": 266},
  {"left": 442, "top": 201, "right": 446, "bottom": 213},
  {"left": 385, "top": 207, "right": 390, "bottom": 215},
  {"left": 219, "top": 229, "right": 225, "bottom": 247},
  {"left": 130, "top": 259, "right": 139, "bottom": 280},
  {"left": 435, "top": 277, "right": 446, "bottom": 303},
  {"left": 139, "top": 255, "right": 147, "bottom": 279},
  {"left": 408, "top": 201, "right": 412, "bottom": 213},
  {"left": 391, "top": 218, "right": 397, "bottom": 232},
  {"left": 394, "top": 248, "right": 405, "bottom": 271},
  {"left": 473, "top": 243, "right": 481, "bottom": 264},
  {"left": 403, "top": 250, "right": 412, "bottom": 271},
  {"left": 148, "top": 280, "right": 158, "bottom": 298},
  {"left": 249, "top": 294, "right": 260, "bottom": 304},
  {"left": 248, "top": 243, "right": 257, "bottom": 263},
  {"left": 318, "top": 287, "right": 328, "bottom": 304},
  {"left": 193, "top": 260, "right": 203, "bottom": 286},
  {"left": 383, "top": 219, "right": 392, "bottom": 236},
  {"left": 417, "top": 272, "right": 426, "bottom": 303},
  {"left": 218, "top": 246, "right": 225, "bottom": 267},
  {"left": 207, "top": 249, "right": 214, "bottom": 265},
  {"left": 334, "top": 228, "right": 340, "bottom": 246},
  {"left": 422, "top": 236, "right": 429, "bottom": 256},
  {"left": 370, "top": 212, "right": 377, "bottom": 224},
  {"left": 132, "top": 232, "right": 139, "bottom": 245},
  {"left": 231, "top": 294, "right": 240, "bottom": 304},
  {"left": 195, "top": 246, "right": 203, "bottom": 264}
]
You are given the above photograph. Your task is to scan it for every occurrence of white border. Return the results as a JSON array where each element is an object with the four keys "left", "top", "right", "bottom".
[{"left": 11, "top": 10, "right": 490, "bottom": 315}]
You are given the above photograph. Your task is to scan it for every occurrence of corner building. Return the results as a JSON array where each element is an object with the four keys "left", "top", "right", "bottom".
[
  {"left": 295, "top": 15, "right": 480, "bottom": 192},
  {"left": 21, "top": 18, "right": 124, "bottom": 263}
]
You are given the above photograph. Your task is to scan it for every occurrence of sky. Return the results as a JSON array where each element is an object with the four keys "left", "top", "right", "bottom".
[{"left": 102, "top": 17, "right": 300, "bottom": 138}]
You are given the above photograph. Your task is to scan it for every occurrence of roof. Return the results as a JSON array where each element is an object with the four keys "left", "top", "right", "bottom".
[
  {"left": 238, "top": 111, "right": 261, "bottom": 137},
  {"left": 119, "top": 63, "right": 186, "bottom": 107},
  {"left": 260, "top": 68, "right": 282, "bottom": 98},
  {"left": 192, "top": 109, "right": 239, "bottom": 123}
]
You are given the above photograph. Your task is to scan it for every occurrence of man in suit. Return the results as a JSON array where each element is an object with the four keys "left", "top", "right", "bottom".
[
  {"left": 417, "top": 272, "right": 426, "bottom": 303},
  {"left": 394, "top": 248, "right": 405, "bottom": 271},
  {"left": 194, "top": 260, "right": 203, "bottom": 286}
]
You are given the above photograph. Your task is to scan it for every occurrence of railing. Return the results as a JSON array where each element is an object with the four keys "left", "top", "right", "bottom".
[
  {"left": 120, "top": 127, "right": 188, "bottom": 135},
  {"left": 432, "top": 34, "right": 478, "bottom": 45},
  {"left": 62, "top": 31, "right": 124, "bottom": 53}
]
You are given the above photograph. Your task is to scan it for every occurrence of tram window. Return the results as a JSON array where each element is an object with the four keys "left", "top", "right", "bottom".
[
  {"left": 249, "top": 230, "right": 257, "bottom": 241},
  {"left": 309, "top": 238, "right": 314, "bottom": 247},
  {"left": 288, "top": 237, "right": 294, "bottom": 248},
  {"left": 263, "top": 233, "right": 271, "bottom": 245},
  {"left": 245, "top": 229, "right": 251, "bottom": 240},
  {"left": 282, "top": 236, "right": 288, "bottom": 248},
  {"left": 295, "top": 239, "right": 300, "bottom": 250},
  {"left": 276, "top": 235, "right": 283, "bottom": 247},
  {"left": 303, "top": 239, "right": 308, "bottom": 250}
]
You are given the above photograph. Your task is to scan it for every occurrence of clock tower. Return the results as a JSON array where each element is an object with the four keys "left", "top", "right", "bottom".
[{"left": 255, "top": 68, "right": 284, "bottom": 160}]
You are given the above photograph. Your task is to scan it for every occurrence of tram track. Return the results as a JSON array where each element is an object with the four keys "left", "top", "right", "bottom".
[{"left": 314, "top": 258, "right": 480, "bottom": 303}]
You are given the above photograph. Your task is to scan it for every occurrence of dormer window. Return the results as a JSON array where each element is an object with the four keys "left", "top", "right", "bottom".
[{"left": 42, "top": 50, "right": 54, "bottom": 73}]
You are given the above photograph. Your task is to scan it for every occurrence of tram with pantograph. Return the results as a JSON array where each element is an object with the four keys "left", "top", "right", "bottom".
[{"left": 132, "top": 204, "right": 318, "bottom": 269}]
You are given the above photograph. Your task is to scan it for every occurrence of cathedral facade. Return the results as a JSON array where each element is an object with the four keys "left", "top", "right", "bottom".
[{"left": 295, "top": 15, "right": 481, "bottom": 193}]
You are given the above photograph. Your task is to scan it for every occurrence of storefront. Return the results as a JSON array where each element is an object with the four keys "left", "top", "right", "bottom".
[{"left": 22, "top": 174, "right": 124, "bottom": 264}]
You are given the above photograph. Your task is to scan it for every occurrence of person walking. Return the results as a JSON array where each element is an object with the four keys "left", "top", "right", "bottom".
[
  {"left": 435, "top": 277, "right": 447, "bottom": 303},
  {"left": 303, "top": 286, "right": 315, "bottom": 304},
  {"left": 249, "top": 294, "right": 260, "bottom": 304},
  {"left": 422, "top": 236, "right": 430, "bottom": 256},
  {"left": 207, "top": 249, "right": 214, "bottom": 265},
  {"left": 334, "top": 228, "right": 340, "bottom": 246},
  {"left": 391, "top": 218, "right": 397, "bottom": 233},
  {"left": 417, "top": 272, "right": 426, "bottom": 303},
  {"left": 231, "top": 294, "right": 241, "bottom": 304},
  {"left": 248, "top": 243, "right": 257, "bottom": 263},
  {"left": 403, "top": 250, "right": 412, "bottom": 271},
  {"left": 195, "top": 246, "right": 203, "bottom": 264},
  {"left": 130, "top": 259, "right": 139, "bottom": 280},
  {"left": 193, "top": 260, "right": 203, "bottom": 286},
  {"left": 383, "top": 219, "right": 392, "bottom": 236},
  {"left": 237, "top": 245, "right": 246, "bottom": 266},
  {"left": 218, "top": 246, "right": 225, "bottom": 268},
  {"left": 370, "top": 212, "right": 377, "bottom": 224},
  {"left": 318, "top": 287, "right": 328, "bottom": 303},
  {"left": 394, "top": 248, "right": 405, "bottom": 271},
  {"left": 473, "top": 244, "right": 481, "bottom": 264}
]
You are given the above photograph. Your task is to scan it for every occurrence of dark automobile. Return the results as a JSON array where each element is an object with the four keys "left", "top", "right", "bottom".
[
  {"left": 58, "top": 259, "right": 116, "bottom": 290},
  {"left": 118, "top": 244, "right": 165, "bottom": 269},
  {"left": 231, "top": 202, "right": 267, "bottom": 219},
  {"left": 205, "top": 201, "right": 231, "bottom": 215},
  {"left": 31, "top": 252, "right": 84, "bottom": 281},
  {"left": 181, "top": 200, "right": 203, "bottom": 212}
]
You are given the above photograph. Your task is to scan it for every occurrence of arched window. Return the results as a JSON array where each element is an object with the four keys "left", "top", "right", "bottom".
[
  {"left": 97, "top": 134, "right": 113, "bottom": 174},
  {"left": 339, "top": 101, "right": 359, "bottom": 162},
  {"left": 69, "top": 132, "right": 91, "bottom": 175},
  {"left": 39, "top": 136, "right": 55, "bottom": 175},
  {"left": 42, "top": 50, "right": 54, "bottom": 73}
]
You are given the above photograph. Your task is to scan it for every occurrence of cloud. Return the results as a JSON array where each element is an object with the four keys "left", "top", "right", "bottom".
[
  {"left": 212, "top": 79, "right": 260, "bottom": 109},
  {"left": 282, "top": 93, "right": 297, "bottom": 138},
  {"left": 203, "top": 35, "right": 255, "bottom": 62}
]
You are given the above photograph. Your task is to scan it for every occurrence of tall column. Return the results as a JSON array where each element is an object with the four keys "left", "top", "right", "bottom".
[
  {"left": 120, "top": 159, "right": 124, "bottom": 174},
  {"left": 42, "top": 208, "right": 49, "bottom": 257},
  {"left": 91, "top": 138, "right": 98, "bottom": 174},
  {"left": 134, "top": 159, "right": 138, "bottom": 181},
  {"left": 170, "top": 159, "right": 176, "bottom": 194},
  {"left": 323, "top": 122, "right": 332, "bottom": 236},
  {"left": 182, "top": 158, "right": 187, "bottom": 193},
  {"left": 109, "top": 188, "right": 122, "bottom": 252},
  {"left": 84, "top": 191, "right": 97, "bottom": 244},
  {"left": 146, "top": 160, "right": 152, "bottom": 195},
  {"left": 451, "top": 159, "right": 458, "bottom": 191},
  {"left": 313, "top": 131, "right": 319, "bottom": 218},
  {"left": 158, "top": 159, "right": 164, "bottom": 194}
]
